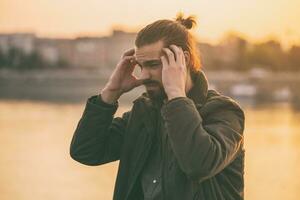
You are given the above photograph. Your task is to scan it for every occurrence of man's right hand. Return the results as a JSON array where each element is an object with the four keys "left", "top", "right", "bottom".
[{"left": 100, "top": 48, "right": 143, "bottom": 104}]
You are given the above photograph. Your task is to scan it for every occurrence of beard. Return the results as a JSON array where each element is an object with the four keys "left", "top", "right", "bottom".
[{"left": 143, "top": 79, "right": 167, "bottom": 103}]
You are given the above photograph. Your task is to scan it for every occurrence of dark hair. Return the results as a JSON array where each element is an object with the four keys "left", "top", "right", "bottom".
[{"left": 135, "top": 12, "right": 202, "bottom": 72}]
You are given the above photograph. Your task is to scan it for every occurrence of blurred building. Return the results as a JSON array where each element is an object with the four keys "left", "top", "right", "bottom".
[
  {"left": 0, "top": 33, "right": 35, "bottom": 55},
  {"left": 71, "top": 37, "right": 108, "bottom": 68},
  {"left": 0, "top": 31, "right": 249, "bottom": 70},
  {"left": 0, "top": 30, "right": 135, "bottom": 68},
  {"left": 106, "top": 30, "right": 137, "bottom": 67}
]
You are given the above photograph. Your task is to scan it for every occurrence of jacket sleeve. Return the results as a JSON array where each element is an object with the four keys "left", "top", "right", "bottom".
[
  {"left": 161, "top": 96, "right": 245, "bottom": 182},
  {"left": 69, "top": 95, "right": 130, "bottom": 166}
]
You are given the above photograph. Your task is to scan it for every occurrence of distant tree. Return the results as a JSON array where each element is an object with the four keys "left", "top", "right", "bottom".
[
  {"left": 233, "top": 36, "right": 248, "bottom": 71},
  {"left": 20, "top": 51, "right": 48, "bottom": 69},
  {"left": 0, "top": 49, "right": 7, "bottom": 68},
  {"left": 1, "top": 47, "right": 51, "bottom": 70},
  {"left": 288, "top": 45, "right": 300, "bottom": 71},
  {"left": 213, "top": 33, "right": 249, "bottom": 71},
  {"left": 56, "top": 58, "right": 69, "bottom": 68},
  {"left": 6, "top": 48, "right": 25, "bottom": 69},
  {"left": 246, "top": 40, "right": 287, "bottom": 71}
]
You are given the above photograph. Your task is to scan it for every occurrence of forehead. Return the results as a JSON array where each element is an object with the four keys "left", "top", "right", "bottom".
[{"left": 135, "top": 40, "right": 164, "bottom": 61}]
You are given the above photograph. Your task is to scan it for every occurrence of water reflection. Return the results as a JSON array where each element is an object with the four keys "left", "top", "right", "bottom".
[{"left": 0, "top": 101, "right": 299, "bottom": 200}]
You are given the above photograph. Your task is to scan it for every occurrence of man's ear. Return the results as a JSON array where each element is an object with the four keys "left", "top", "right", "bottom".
[{"left": 183, "top": 51, "right": 191, "bottom": 67}]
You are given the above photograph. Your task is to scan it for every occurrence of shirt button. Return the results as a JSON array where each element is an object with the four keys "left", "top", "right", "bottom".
[{"left": 153, "top": 179, "right": 157, "bottom": 183}]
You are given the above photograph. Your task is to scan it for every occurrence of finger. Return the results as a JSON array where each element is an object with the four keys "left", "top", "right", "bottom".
[
  {"left": 179, "top": 47, "right": 186, "bottom": 67},
  {"left": 122, "top": 48, "right": 135, "bottom": 58},
  {"left": 169, "top": 45, "right": 182, "bottom": 64},
  {"left": 181, "top": 51, "right": 186, "bottom": 68},
  {"left": 160, "top": 55, "right": 168, "bottom": 69},
  {"left": 129, "top": 56, "right": 137, "bottom": 66},
  {"left": 118, "top": 56, "right": 135, "bottom": 69},
  {"left": 122, "top": 56, "right": 135, "bottom": 65},
  {"left": 162, "top": 48, "right": 176, "bottom": 67},
  {"left": 125, "top": 58, "right": 138, "bottom": 73},
  {"left": 122, "top": 55, "right": 135, "bottom": 61}
]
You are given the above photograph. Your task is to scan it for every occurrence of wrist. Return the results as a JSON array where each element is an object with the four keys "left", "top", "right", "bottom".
[
  {"left": 167, "top": 92, "right": 186, "bottom": 101},
  {"left": 100, "top": 87, "right": 121, "bottom": 104}
]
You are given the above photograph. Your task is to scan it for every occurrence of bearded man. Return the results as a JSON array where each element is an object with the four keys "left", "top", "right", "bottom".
[{"left": 70, "top": 13, "right": 245, "bottom": 200}]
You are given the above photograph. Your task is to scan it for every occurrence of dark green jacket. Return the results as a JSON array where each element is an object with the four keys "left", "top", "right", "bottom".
[{"left": 70, "top": 70, "right": 245, "bottom": 200}]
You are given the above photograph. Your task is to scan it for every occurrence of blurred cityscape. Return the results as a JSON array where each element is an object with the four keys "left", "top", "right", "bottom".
[{"left": 0, "top": 30, "right": 300, "bottom": 108}]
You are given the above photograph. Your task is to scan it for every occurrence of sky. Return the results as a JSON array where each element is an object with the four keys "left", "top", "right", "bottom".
[{"left": 1, "top": 0, "right": 300, "bottom": 48}]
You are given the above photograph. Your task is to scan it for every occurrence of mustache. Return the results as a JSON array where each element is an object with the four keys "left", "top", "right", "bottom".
[{"left": 142, "top": 79, "right": 160, "bottom": 85}]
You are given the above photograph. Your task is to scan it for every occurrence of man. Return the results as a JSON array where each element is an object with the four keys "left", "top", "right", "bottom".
[{"left": 70, "top": 13, "right": 245, "bottom": 200}]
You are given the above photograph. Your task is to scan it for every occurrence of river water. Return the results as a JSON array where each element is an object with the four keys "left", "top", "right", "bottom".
[{"left": 0, "top": 100, "right": 299, "bottom": 200}]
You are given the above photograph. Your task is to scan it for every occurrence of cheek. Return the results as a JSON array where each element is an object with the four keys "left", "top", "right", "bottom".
[{"left": 153, "top": 67, "right": 162, "bottom": 82}]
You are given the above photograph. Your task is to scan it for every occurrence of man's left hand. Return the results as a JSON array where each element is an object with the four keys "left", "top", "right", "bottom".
[{"left": 161, "top": 45, "right": 187, "bottom": 101}]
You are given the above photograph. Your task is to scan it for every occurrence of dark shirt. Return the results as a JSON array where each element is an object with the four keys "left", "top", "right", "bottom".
[{"left": 138, "top": 101, "right": 164, "bottom": 200}]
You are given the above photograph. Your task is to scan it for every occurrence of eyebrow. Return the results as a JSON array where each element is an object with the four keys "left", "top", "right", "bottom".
[{"left": 136, "top": 59, "right": 162, "bottom": 66}]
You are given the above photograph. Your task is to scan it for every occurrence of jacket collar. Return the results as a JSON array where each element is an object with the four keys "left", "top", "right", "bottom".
[
  {"left": 186, "top": 69, "right": 208, "bottom": 108},
  {"left": 133, "top": 70, "right": 209, "bottom": 108}
]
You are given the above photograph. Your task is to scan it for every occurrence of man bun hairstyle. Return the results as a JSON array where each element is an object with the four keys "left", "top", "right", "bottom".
[
  {"left": 175, "top": 12, "right": 197, "bottom": 30},
  {"left": 135, "top": 12, "right": 202, "bottom": 73}
]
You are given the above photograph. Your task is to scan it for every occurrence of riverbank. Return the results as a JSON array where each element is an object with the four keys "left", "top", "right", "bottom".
[{"left": 1, "top": 68, "right": 300, "bottom": 108}]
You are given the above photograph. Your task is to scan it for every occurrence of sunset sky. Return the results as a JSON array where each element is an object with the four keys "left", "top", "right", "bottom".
[{"left": 1, "top": 0, "right": 299, "bottom": 48}]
